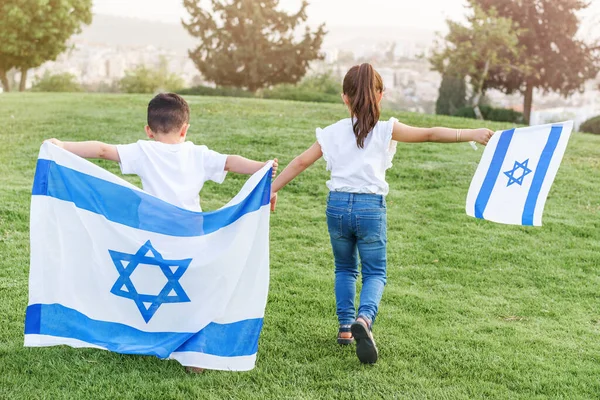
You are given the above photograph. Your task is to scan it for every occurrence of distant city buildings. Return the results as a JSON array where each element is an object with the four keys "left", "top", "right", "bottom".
[
  {"left": 7, "top": 15, "right": 600, "bottom": 127},
  {"left": 27, "top": 39, "right": 202, "bottom": 90}
]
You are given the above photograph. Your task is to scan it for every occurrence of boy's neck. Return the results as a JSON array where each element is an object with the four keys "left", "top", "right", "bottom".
[{"left": 154, "top": 133, "right": 185, "bottom": 144}]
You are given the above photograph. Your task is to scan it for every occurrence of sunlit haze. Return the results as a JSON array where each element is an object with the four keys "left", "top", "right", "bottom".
[
  {"left": 92, "top": 0, "right": 467, "bottom": 29},
  {"left": 92, "top": 0, "right": 599, "bottom": 37}
]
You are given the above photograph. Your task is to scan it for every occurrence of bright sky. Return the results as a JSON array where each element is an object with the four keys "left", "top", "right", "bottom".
[
  {"left": 92, "top": 0, "right": 600, "bottom": 38},
  {"left": 92, "top": 0, "right": 468, "bottom": 29}
]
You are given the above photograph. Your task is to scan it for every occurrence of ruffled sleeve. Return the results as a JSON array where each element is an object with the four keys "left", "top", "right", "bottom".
[
  {"left": 316, "top": 127, "right": 332, "bottom": 171},
  {"left": 385, "top": 117, "right": 399, "bottom": 170}
]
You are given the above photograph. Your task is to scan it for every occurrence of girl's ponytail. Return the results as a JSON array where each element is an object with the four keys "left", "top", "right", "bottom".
[{"left": 343, "top": 63, "right": 384, "bottom": 148}]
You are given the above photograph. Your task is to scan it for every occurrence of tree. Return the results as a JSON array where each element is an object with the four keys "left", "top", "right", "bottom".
[
  {"left": 473, "top": 0, "right": 600, "bottom": 124},
  {"left": 183, "top": 0, "right": 326, "bottom": 92},
  {"left": 0, "top": 0, "right": 92, "bottom": 92},
  {"left": 120, "top": 58, "right": 185, "bottom": 94},
  {"left": 430, "top": 5, "right": 525, "bottom": 119},
  {"left": 435, "top": 71, "right": 467, "bottom": 116}
]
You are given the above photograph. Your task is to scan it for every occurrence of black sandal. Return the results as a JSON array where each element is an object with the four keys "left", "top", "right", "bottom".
[
  {"left": 337, "top": 324, "right": 354, "bottom": 345},
  {"left": 351, "top": 317, "right": 378, "bottom": 364}
]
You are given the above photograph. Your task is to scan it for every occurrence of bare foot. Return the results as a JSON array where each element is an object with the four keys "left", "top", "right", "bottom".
[{"left": 186, "top": 367, "right": 205, "bottom": 374}]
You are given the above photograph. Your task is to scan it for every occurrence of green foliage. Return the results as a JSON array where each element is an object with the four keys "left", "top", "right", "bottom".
[
  {"left": 180, "top": 73, "right": 340, "bottom": 103},
  {"left": 435, "top": 72, "right": 467, "bottom": 116},
  {"left": 454, "top": 106, "right": 490, "bottom": 119},
  {"left": 261, "top": 85, "right": 339, "bottom": 103},
  {"left": 454, "top": 105, "right": 523, "bottom": 123},
  {"left": 82, "top": 80, "right": 121, "bottom": 93},
  {"left": 30, "top": 71, "right": 82, "bottom": 93},
  {"left": 0, "top": 0, "right": 92, "bottom": 91},
  {"left": 120, "top": 60, "right": 184, "bottom": 94},
  {"left": 430, "top": 5, "right": 524, "bottom": 109},
  {"left": 182, "top": 0, "right": 326, "bottom": 92},
  {"left": 178, "top": 85, "right": 254, "bottom": 98},
  {"left": 487, "top": 107, "right": 524, "bottom": 124},
  {"left": 580, "top": 116, "right": 600, "bottom": 135},
  {"left": 262, "top": 72, "right": 340, "bottom": 103},
  {"left": 472, "top": 0, "right": 600, "bottom": 123},
  {"left": 1, "top": 94, "right": 600, "bottom": 398},
  {"left": 298, "top": 72, "right": 341, "bottom": 96}
]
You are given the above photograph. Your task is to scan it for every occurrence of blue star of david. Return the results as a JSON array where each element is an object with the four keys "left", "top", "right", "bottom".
[
  {"left": 109, "top": 240, "right": 192, "bottom": 323},
  {"left": 503, "top": 159, "right": 533, "bottom": 187}
]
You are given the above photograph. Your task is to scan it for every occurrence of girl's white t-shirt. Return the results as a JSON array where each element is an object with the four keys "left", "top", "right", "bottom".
[
  {"left": 116, "top": 140, "right": 228, "bottom": 212},
  {"left": 316, "top": 117, "right": 398, "bottom": 196}
]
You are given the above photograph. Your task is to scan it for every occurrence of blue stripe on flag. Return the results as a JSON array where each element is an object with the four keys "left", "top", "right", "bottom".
[
  {"left": 25, "top": 304, "right": 262, "bottom": 358},
  {"left": 474, "top": 128, "right": 516, "bottom": 219},
  {"left": 521, "top": 125, "right": 563, "bottom": 225},
  {"left": 32, "top": 160, "right": 271, "bottom": 237}
]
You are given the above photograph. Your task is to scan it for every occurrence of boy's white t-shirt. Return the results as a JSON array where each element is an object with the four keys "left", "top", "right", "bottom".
[
  {"left": 316, "top": 117, "right": 398, "bottom": 196},
  {"left": 116, "top": 140, "right": 227, "bottom": 212}
]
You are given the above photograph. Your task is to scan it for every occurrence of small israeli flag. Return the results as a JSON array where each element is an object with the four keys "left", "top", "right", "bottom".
[
  {"left": 466, "top": 121, "right": 573, "bottom": 226},
  {"left": 25, "top": 143, "right": 272, "bottom": 371}
]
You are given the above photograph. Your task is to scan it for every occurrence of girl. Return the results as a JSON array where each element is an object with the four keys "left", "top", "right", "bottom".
[{"left": 271, "top": 63, "right": 494, "bottom": 364}]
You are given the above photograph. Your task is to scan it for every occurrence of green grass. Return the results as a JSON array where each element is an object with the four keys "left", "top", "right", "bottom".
[{"left": 1, "top": 93, "right": 599, "bottom": 399}]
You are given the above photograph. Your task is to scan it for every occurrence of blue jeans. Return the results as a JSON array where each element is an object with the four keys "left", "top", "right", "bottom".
[{"left": 326, "top": 192, "right": 387, "bottom": 326}]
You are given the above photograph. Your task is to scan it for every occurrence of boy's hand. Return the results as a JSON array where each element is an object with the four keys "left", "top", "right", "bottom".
[
  {"left": 46, "top": 138, "right": 64, "bottom": 148},
  {"left": 270, "top": 192, "right": 277, "bottom": 212},
  {"left": 469, "top": 128, "right": 495, "bottom": 146},
  {"left": 271, "top": 158, "right": 278, "bottom": 178}
]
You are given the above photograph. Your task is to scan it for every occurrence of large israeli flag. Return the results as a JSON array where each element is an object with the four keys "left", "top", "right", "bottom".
[
  {"left": 466, "top": 121, "right": 573, "bottom": 226},
  {"left": 25, "top": 143, "right": 272, "bottom": 371}
]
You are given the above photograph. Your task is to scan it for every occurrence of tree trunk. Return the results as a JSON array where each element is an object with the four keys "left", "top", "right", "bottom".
[
  {"left": 471, "top": 59, "right": 489, "bottom": 121},
  {"left": 473, "top": 104, "right": 484, "bottom": 120},
  {"left": 0, "top": 69, "right": 9, "bottom": 92},
  {"left": 19, "top": 68, "right": 28, "bottom": 91},
  {"left": 523, "top": 80, "right": 533, "bottom": 125}
]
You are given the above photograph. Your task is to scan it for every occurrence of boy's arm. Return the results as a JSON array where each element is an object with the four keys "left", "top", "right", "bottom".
[
  {"left": 46, "top": 138, "right": 120, "bottom": 162},
  {"left": 225, "top": 155, "right": 278, "bottom": 178}
]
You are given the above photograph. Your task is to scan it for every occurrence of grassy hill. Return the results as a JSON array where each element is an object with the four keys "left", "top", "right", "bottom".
[{"left": 1, "top": 93, "right": 599, "bottom": 399}]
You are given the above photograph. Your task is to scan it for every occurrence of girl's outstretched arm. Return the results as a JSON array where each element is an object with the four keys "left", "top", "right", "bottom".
[
  {"left": 271, "top": 141, "right": 323, "bottom": 193},
  {"left": 391, "top": 121, "right": 494, "bottom": 145}
]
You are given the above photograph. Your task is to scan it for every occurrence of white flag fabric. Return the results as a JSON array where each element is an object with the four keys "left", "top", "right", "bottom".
[
  {"left": 25, "top": 143, "right": 272, "bottom": 371},
  {"left": 466, "top": 121, "right": 573, "bottom": 226}
]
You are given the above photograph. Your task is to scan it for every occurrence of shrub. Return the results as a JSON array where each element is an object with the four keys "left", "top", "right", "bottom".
[
  {"left": 179, "top": 72, "right": 341, "bottom": 104},
  {"left": 82, "top": 80, "right": 121, "bottom": 93},
  {"left": 453, "top": 105, "right": 492, "bottom": 119},
  {"left": 178, "top": 85, "right": 254, "bottom": 98},
  {"left": 435, "top": 72, "right": 467, "bottom": 116},
  {"left": 31, "top": 71, "right": 82, "bottom": 92},
  {"left": 261, "top": 72, "right": 340, "bottom": 103},
  {"left": 120, "top": 59, "right": 184, "bottom": 94},
  {"left": 453, "top": 105, "right": 523, "bottom": 123},
  {"left": 298, "top": 72, "right": 340, "bottom": 96},
  {"left": 261, "top": 85, "right": 339, "bottom": 103},
  {"left": 487, "top": 107, "right": 524, "bottom": 124},
  {"left": 580, "top": 116, "right": 600, "bottom": 134}
]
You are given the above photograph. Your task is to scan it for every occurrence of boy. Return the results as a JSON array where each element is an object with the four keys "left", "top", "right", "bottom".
[
  {"left": 47, "top": 93, "right": 278, "bottom": 213},
  {"left": 46, "top": 93, "right": 277, "bottom": 373}
]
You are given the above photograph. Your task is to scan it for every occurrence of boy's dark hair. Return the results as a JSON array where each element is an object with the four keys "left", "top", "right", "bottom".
[{"left": 147, "top": 93, "right": 190, "bottom": 134}]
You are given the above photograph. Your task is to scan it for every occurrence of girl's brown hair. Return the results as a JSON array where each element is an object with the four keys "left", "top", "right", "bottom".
[{"left": 342, "top": 63, "right": 384, "bottom": 148}]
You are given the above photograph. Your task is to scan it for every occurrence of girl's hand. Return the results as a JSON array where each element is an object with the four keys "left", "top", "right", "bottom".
[
  {"left": 46, "top": 138, "right": 64, "bottom": 148},
  {"left": 270, "top": 192, "right": 278, "bottom": 212},
  {"left": 271, "top": 158, "right": 278, "bottom": 178},
  {"left": 468, "top": 128, "right": 495, "bottom": 146}
]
